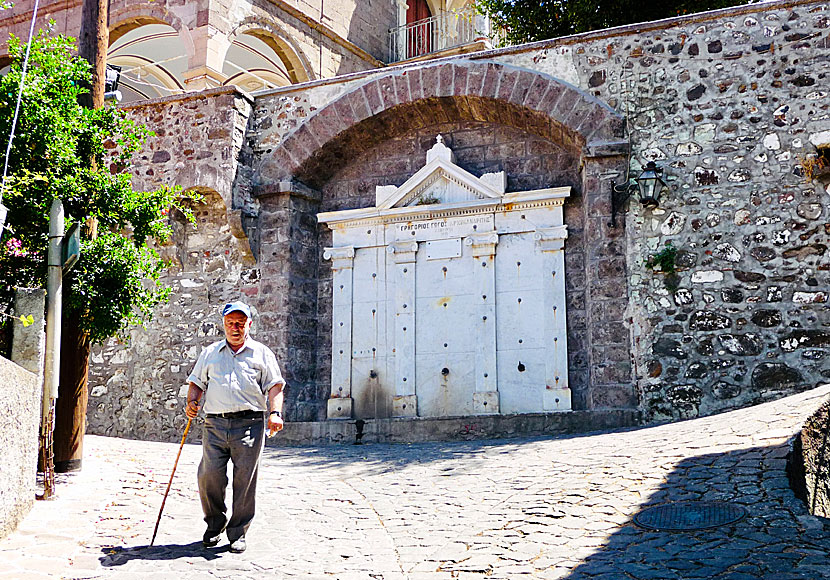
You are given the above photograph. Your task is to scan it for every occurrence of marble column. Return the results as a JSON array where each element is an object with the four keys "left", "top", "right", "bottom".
[
  {"left": 466, "top": 231, "right": 499, "bottom": 414},
  {"left": 324, "top": 246, "right": 356, "bottom": 419},
  {"left": 535, "top": 226, "right": 571, "bottom": 411},
  {"left": 388, "top": 240, "right": 418, "bottom": 417}
]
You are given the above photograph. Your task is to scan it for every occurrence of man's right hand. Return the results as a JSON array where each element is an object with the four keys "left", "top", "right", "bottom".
[{"left": 185, "top": 400, "right": 200, "bottom": 419}]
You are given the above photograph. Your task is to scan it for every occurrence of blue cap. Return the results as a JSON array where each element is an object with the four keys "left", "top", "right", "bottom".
[{"left": 222, "top": 301, "right": 252, "bottom": 319}]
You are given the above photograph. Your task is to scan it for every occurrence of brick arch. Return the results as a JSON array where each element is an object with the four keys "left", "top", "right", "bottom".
[
  {"left": 266, "top": 60, "right": 625, "bottom": 189},
  {"left": 108, "top": 11, "right": 187, "bottom": 45}
]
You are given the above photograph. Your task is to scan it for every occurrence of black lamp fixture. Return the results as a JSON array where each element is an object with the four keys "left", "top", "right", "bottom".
[{"left": 609, "top": 161, "right": 669, "bottom": 227}]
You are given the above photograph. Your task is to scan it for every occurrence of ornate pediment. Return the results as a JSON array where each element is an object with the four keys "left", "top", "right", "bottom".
[
  {"left": 375, "top": 136, "right": 507, "bottom": 209},
  {"left": 317, "top": 135, "right": 570, "bottom": 228}
]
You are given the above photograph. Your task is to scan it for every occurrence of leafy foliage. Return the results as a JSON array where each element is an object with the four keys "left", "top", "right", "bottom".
[
  {"left": 646, "top": 241, "right": 680, "bottom": 293},
  {"left": 478, "top": 0, "right": 759, "bottom": 45},
  {"left": 0, "top": 29, "right": 188, "bottom": 343},
  {"left": 645, "top": 241, "right": 677, "bottom": 274}
]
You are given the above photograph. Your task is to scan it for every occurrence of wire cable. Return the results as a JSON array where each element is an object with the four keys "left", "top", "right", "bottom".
[{"left": 1, "top": 0, "right": 41, "bottom": 206}]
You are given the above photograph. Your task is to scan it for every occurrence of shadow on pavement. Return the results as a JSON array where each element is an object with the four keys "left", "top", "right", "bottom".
[
  {"left": 99, "top": 542, "right": 227, "bottom": 566},
  {"left": 261, "top": 430, "right": 630, "bottom": 476},
  {"left": 557, "top": 443, "right": 830, "bottom": 580}
]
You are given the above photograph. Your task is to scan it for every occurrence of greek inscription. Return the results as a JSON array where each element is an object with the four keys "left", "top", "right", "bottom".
[{"left": 398, "top": 215, "right": 492, "bottom": 233}]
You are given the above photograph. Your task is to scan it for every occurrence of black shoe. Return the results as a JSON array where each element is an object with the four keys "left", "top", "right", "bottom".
[
  {"left": 229, "top": 536, "right": 246, "bottom": 553},
  {"left": 203, "top": 532, "right": 221, "bottom": 548}
]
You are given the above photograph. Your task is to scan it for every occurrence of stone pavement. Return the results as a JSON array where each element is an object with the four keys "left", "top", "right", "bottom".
[{"left": 3, "top": 385, "right": 830, "bottom": 580}]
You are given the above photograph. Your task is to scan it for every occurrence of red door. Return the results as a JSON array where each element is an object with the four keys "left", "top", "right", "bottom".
[{"left": 407, "top": 0, "right": 432, "bottom": 58}]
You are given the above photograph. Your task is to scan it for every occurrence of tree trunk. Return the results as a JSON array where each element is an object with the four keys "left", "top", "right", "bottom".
[{"left": 53, "top": 317, "right": 91, "bottom": 473}]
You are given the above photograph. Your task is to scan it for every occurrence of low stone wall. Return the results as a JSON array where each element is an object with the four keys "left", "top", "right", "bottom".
[
  {"left": 270, "top": 409, "right": 641, "bottom": 446},
  {"left": 789, "top": 394, "right": 830, "bottom": 518},
  {"left": 0, "top": 357, "right": 41, "bottom": 539}
]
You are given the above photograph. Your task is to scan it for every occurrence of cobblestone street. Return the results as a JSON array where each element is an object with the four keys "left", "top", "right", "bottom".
[{"left": 2, "top": 385, "right": 830, "bottom": 579}]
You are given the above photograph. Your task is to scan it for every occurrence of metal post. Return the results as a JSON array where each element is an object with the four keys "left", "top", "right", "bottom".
[{"left": 39, "top": 199, "right": 64, "bottom": 499}]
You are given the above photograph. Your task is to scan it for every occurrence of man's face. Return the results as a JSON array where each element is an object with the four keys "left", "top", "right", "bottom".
[{"left": 223, "top": 311, "right": 251, "bottom": 349}]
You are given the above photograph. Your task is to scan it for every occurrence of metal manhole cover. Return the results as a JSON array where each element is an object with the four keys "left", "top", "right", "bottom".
[{"left": 634, "top": 501, "right": 747, "bottom": 531}]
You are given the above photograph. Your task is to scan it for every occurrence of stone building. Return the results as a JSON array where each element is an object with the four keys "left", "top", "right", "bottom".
[
  {"left": 2, "top": 0, "right": 829, "bottom": 443},
  {"left": 0, "top": 0, "right": 490, "bottom": 99}
]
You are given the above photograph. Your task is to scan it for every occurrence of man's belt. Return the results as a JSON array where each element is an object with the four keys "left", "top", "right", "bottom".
[{"left": 206, "top": 410, "right": 264, "bottom": 419}]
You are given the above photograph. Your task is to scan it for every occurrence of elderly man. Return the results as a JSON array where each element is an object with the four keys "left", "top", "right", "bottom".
[{"left": 185, "top": 301, "right": 285, "bottom": 553}]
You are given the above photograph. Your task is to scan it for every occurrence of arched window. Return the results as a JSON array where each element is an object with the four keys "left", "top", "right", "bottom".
[
  {"left": 107, "top": 22, "right": 187, "bottom": 102},
  {"left": 222, "top": 33, "right": 294, "bottom": 92}
]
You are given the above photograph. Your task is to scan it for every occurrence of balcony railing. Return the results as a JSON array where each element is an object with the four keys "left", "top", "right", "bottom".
[{"left": 388, "top": 8, "right": 492, "bottom": 63}]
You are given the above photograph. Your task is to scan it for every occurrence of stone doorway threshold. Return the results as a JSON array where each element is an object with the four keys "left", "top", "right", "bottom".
[{"left": 268, "top": 409, "right": 641, "bottom": 446}]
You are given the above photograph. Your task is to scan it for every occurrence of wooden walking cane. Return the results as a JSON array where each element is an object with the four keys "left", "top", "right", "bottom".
[{"left": 150, "top": 417, "right": 192, "bottom": 546}]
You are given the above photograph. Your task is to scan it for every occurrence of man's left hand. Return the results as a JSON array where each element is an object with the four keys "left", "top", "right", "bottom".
[{"left": 267, "top": 413, "right": 284, "bottom": 436}]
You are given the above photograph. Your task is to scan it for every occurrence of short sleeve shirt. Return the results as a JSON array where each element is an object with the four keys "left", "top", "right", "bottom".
[{"left": 187, "top": 338, "right": 285, "bottom": 414}]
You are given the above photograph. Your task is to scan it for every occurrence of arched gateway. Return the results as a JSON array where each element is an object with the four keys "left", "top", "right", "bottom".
[{"left": 253, "top": 59, "right": 634, "bottom": 421}]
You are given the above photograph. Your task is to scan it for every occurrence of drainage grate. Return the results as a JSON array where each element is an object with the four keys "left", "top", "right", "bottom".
[{"left": 634, "top": 501, "right": 748, "bottom": 531}]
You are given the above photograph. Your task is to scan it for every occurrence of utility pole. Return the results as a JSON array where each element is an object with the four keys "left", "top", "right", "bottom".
[
  {"left": 52, "top": 0, "right": 109, "bottom": 473},
  {"left": 78, "top": 0, "right": 109, "bottom": 109}
]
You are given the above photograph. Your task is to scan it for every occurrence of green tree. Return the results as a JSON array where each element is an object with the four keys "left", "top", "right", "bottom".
[
  {"left": 0, "top": 29, "right": 190, "bottom": 469},
  {"left": 478, "top": 0, "right": 758, "bottom": 45}
]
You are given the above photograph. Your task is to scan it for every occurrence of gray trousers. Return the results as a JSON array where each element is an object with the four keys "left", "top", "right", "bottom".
[{"left": 198, "top": 414, "right": 265, "bottom": 541}]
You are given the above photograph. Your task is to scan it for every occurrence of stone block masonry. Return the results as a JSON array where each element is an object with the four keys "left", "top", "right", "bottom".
[
  {"left": 493, "top": 0, "right": 830, "bottom": 420},
  {"left": 87, "top": 188, "right": 261, "bottom": 442},
  {"left": 87, "top": 89, "right": 260, "bottom": 442},
  {"left": 0, "top": 288, "right": 44, "bottom": 539},
  {"left": 83, "top": 0, "right": 830, "bottom": 442},
  {"left": 251, "top": 0, "right": 830, "bottom": 423}
]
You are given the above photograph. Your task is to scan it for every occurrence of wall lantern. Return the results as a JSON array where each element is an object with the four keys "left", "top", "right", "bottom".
[{"left": 609, "top": 161, "right": 669, "bottom": 228}]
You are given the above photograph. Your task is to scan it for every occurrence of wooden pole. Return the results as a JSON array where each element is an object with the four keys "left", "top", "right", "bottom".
[
  {"left": 78, "top": 0, "right": 109, "bottom": 109},
  {"left": 150, "top": 419, "right": 192, "bottom": 546}
]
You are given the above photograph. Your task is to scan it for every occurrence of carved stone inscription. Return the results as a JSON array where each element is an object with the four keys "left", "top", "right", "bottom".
[
  {"left": 318, "top": 137, "right": 571, "bottom": 419},
  {"left": 397, "top": 215, "right": 495, "bottom": 240}
]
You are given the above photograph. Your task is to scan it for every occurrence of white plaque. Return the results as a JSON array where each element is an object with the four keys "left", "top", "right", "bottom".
[{"left": 425, "top": 238, "right": 462, "bottom": 260}]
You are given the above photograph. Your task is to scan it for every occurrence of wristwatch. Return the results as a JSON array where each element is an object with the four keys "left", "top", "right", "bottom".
[{"left": 269, "top": 411, "right": 282, "bottom": 418}]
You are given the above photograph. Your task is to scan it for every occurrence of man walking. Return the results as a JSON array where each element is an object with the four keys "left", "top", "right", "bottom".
[{"left": 185, "top": 301, "right": 285, "bottom": 553}]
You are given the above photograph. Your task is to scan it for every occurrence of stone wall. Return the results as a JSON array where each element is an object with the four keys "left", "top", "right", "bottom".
[
  {"left": 87, "top": 90, "right": 261, "bottom": 442},
  {"left": 87, "top": 189, "right": 260, "bottom": 442},
  {"left": 255, "top": 187, "right": 322, "bottom": 421},
  {"left": 250, "top": 0, "right": 830, "bottom": 422},
  {"left": 0, "top": 289, "right": 45, "bottom": 539},
  {"left": 83, "top": 0, "right": 830, "bottom": 441},
  {"left": 491, "top": 0, "right": 830, "bottom": 420},
  {"left": 122, "top": 87, "right": 254, "bottom": 210},
  {"left": 0, "top": 357, "right": 40, "bottom": 539},
  {"left": 788, "top": 396, "right": 830, "bottom": 518}
]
